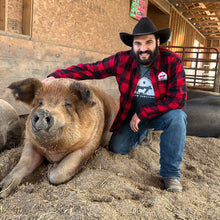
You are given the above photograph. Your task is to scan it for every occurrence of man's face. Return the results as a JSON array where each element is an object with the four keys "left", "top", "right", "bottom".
[{"left": 132, "top": 34, "right": 160, "bottom": 66}]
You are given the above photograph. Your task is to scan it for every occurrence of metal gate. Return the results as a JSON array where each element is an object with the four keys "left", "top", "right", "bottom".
[{"left": 161, "top": 46, "right": 220, "bottom": 92}]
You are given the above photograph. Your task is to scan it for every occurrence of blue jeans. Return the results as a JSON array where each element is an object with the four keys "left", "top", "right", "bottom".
[{"left": 109, "top": 109, "right": 187, "bottom": 180}]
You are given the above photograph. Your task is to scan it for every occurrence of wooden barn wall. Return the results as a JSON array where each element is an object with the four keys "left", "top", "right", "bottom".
[
  {"left": 169, "top": 7, "right": 207, "bottom": 47},
  {"left": 147, "top": 2, "right": 170, "bottom": 31},
  {"left": 7, "top": 0, "right": 23, "bottom": 34},
  {"left": 0, "top": 0, "right": 210, "bottom": 114},
  {"left": 0, "top": 0, "right": 5, "bottom": 30},
  {"left": 32, "top": 0, "right": 136, "bottom": 54},
  {"left": 0, "top": 0, "right": 136, "bottom": 114}
]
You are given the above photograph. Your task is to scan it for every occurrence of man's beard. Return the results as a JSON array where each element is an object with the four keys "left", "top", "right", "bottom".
[{"left": 131, "top": 43, "right": 159, "bottom": 66}]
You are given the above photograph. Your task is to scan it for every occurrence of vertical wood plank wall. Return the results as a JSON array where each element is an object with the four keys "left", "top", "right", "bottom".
[
  {"left": 1, "top": 0, "right": 32, "bottom": 35},
  {"left": 22, "top": 0, "right": 32, "bottom": 35},
  {"left": 7, "top": 0, "right": 23, "bottom": 34},
  {"left": 169, "top": 7, "right": 207, "bottom": 47},
  {"left": 0, "top": 0, "right": 5, "bottom": 30}
]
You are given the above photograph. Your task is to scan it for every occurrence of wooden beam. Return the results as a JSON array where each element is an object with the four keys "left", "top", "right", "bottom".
[
  {"left": 0, "top": 0, "right": 5, "bottom": 30},
  {"left": 192, "top": 20, "right": 220, "bottom": 24},
  {"left": 187, "top": 14, "right": 219, "bottom": 18},
  {"left": 198, "top": 24, "right": 220, "bottom": 29},
  {"left": 202, "top": 30, "right": 220, "bottom": 34},
  {"left": 22, "top": 0, "right": 32, "bottom": 35},
  {"left": 181, "top": 7, "right": 220, "bottom": 13},
  {"left": 201, "top": 32, "right": 220, "bottom": 36}
]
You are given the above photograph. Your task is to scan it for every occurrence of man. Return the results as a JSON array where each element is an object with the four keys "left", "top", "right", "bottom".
[{"left": 44, "top": 17, "right": 187, "bottom": 192}]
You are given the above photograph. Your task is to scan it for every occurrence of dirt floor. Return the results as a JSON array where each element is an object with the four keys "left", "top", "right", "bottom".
[{"left": 0, "top": 130, "right": 219, "bottom": 220}]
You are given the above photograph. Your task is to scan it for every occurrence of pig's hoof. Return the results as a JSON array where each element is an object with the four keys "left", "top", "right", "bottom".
[
  {"left": 0, "top": 184, "right": 13, "bottom": 199},
  {"left": 47, "top": 163, "right": 61, "bottom": 185},
  {"left": 0, "top": 177, "right": 18, "bottom": 198}
]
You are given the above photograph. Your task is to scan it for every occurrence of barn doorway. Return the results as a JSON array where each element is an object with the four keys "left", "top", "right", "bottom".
[{"left": 147, "top": 1, "right": 170, "bottom": 33}]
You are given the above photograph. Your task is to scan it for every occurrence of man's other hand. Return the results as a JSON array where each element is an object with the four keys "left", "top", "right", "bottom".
[
  {"left": 130, "top": 113, "right": 141, "bottom": 132},
  {"left": 42, "top": 76, "right": 55, "bottom": 83}
]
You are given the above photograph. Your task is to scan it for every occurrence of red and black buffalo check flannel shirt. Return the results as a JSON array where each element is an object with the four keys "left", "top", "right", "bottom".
[{"left": 48, "top": 47, "right": 187, "bottom": 133}]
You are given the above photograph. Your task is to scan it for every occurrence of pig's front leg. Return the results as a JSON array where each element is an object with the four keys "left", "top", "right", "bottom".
[
  {"left": 48, "top": 145, "right": 96, "bottom": 185},
  {"left": 0, "top": 141, "right": 44, "bottom": 198}
]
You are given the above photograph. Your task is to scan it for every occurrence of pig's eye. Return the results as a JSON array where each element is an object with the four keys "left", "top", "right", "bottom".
[
  {"left": 64, "top": 100, "right": 72, "bottom": 108},
  {"left": 38, "top": 99, "right": 44, "bottom": 106}
]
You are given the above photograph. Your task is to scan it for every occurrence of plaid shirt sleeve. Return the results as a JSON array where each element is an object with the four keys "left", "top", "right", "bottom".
[
  {"left": 136, "top": 50, "right": 187, "bottom": 120},
  {"left": 47, "top": 54, "right": 117, "bottom": 79}
]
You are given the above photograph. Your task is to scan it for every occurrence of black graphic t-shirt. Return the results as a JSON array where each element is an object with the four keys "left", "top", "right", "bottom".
[{"left": 128, "top": 65, "right": 156, "bottom": 118}]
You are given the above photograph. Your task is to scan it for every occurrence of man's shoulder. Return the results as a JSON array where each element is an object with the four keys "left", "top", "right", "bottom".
[
  {"left": 159, "top": 47, "right": 182, "bottom": 61},
  {"left": 113, "top": 50, "right": 133, "bottom": 63},
  {"left": 103, "top": 50, "right": 132, "bottom": 64},
  {"left": 116, "top": 50, "right": 132, "bottom": 56}
]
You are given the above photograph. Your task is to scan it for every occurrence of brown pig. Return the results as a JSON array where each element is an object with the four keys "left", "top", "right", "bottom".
[{"left": 0, "top": 78, "right": 119, "bottom": 198}]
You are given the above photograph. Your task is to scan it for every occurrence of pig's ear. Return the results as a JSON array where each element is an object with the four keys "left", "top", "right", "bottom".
[
  {"left": 70, "top": 82, "right": 96, "bottom": 107},
  {"left": 8, "top": 78, "right": 43, "bottom": 105}
]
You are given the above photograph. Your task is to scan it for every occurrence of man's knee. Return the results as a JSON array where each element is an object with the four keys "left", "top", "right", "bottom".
[
  {"left": 165, "top": 110, "right": 187, "bottom": 136},
  {"left": 109, "top": 139, "right": 131, "bottom": 155},
  {"left": 109, "top": 134, "right": 134, "bottom": 155},
  {"left": 175, "top": 110, "right": 187, "bottom": 124},
  {"left": 167, "top": 110, "right": 187, "bottom": 125}
]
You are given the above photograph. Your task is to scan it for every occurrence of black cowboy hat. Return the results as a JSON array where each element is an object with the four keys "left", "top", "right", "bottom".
[{"left": 120, "top": 17, "right": 171, "bottom": 47}]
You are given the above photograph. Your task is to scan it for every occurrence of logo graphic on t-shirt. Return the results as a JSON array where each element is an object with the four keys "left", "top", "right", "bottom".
[
  {"left": 158, "top": 72, "right": 167, "bottom": 81},
  {"left": 134, "top": 77, "right": 155, "bottom": 97}
]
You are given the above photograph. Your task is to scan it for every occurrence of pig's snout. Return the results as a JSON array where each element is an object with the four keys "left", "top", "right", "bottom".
[{"left": 31, "top": 109, "right": 54, "bottom": 131}]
